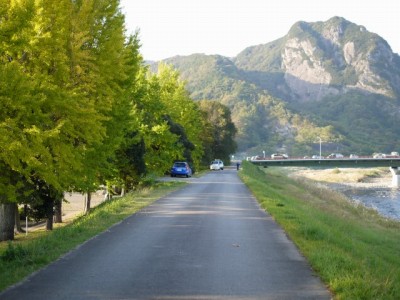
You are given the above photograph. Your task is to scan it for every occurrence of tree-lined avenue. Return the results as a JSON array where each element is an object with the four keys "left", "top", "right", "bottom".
[{"left": 1, "top": 170, "right": 331, "bottom": 299}]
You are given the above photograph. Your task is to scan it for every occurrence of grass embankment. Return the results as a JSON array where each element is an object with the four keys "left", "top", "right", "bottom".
[
  {"left": 239, "top": 161, "right": 400, "bottom": 300},
  {"left": 0, "top": 181, "right": 185, "bottom": 292}
]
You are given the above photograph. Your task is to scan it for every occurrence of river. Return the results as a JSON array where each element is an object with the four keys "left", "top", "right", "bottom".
[
  {"left": 289, "top": 167, "right": 400, "bottom": 221},
  {"left": 341, "top": 187, "right": 400, "bottom": 221}
]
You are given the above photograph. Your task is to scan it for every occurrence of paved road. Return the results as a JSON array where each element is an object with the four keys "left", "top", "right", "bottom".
[{"left": 1, "top": 170, "right": 331, "bottom": 299}]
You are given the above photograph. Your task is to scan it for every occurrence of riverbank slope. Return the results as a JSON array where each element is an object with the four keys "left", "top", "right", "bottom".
[{"left": 239, "top": 162, "right": 400, "bottom": 299}]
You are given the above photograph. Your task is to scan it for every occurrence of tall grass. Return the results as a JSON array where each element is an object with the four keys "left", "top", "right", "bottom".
[
  {"left": 0, "top": 181, "right": 185, "bottom": 291},
  {"left": 239, "top": 161, "right": 400, "bottom": 299}
]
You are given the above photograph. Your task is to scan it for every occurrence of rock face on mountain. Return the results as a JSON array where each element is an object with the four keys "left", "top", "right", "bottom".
[
  {"left": 160, "top": 17, "right": 400, "bottom": 155},
  {"left": 234, "top": 17, "right": 400, "bottom": 102}
]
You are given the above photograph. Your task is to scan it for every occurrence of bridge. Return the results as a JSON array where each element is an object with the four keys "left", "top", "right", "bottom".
[{"left": 249, "top": 157, "right": 400, "bottom": 187}]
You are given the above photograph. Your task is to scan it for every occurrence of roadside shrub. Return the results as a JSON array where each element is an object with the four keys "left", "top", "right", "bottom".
[{"left": 1, "top": 242, "right": 29, "bottom": 262}]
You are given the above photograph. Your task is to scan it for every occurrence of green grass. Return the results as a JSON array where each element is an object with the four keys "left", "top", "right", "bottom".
[
  {"left": 0, "top": 181, "right": 185, "bottom": 292},
  {"left": 239, "top": 161, "right": 400, "bottom": 299}
]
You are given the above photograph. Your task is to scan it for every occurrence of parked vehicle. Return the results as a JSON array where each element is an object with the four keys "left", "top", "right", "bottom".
[
  {"left": 373, "top": 153, "right": 386, "bottom": 158},
  {"left": 385, "top": 152, "right": 400, "bottom": 158},
  {"left": 349, "top": 154, "right": 359, "bottom": 158},
  {"left": 327, "top": 153, "right": 344, "bottom": 158},
  {"left": 271, "top": 153, "right": 288, "bottom": 159},
  {"left": 312, "top": 155, "right": 324, "bottom": 159},
  {"left": 250, "top": 156, "right": 261, "bottom": 160},
  {"left": 210, "top": 159, "right": 224, "bottom": 170},
  {"left": 170, "top": 161, "right": 192, "bottom": 177}
]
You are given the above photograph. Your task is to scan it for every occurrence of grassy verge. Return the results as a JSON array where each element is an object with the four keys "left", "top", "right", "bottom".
[
  {"left": 239, "top": 161, "right": 400, "bottom": 299},
  {"left": 0, "top": 181, "right": 185, "bottom": 292}
]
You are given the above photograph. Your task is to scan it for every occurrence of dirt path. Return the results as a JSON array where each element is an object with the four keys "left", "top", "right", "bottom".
[{"left": 62, "top": 191, "right": 107, "bottom": 221}]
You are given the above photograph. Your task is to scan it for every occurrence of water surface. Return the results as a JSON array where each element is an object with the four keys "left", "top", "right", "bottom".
[{"left": 341, "top": 187, "right": 400, "bottom": 220}]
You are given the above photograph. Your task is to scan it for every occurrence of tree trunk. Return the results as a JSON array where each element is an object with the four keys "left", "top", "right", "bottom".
[
  {"left": 54, "top": 198, "right": 62, "bottom": 223},
  {"left": 45, "top": 197, "right": 54, "bottom": 231},
  {"left": 14, "top": 203, "right": 24, "bottom": 233},
  {"left": 0, "top": 202, "right": 16, "bottom": 241},
  {"left": 46, "top": 217, "right": 53, "bottom": 230},
  {"left": 84, "top": 192, "right": 91, "bottom": 214}
]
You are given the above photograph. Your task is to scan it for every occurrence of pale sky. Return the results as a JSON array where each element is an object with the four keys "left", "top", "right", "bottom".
[{"left": 120, "top": 0, "right": 400, "bottom": 61}]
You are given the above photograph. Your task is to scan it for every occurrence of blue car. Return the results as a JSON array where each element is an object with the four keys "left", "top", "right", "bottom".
[{"left": 170, "top": 162, "right": 192, "bottom": 177}]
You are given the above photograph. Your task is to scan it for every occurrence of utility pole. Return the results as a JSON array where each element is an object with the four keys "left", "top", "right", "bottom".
[{"left": 318, "top": 137, "right": 322, "bottom": 158}]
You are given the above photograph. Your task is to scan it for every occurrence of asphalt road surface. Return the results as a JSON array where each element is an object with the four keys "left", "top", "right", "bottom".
[{"left": 1, "top": 169, "right": 332, "bottom": 300}]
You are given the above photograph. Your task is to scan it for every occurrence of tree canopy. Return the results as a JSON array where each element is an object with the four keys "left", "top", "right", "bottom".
[{"left": 0, "top": 1, "right": 237, "bottom": 241}]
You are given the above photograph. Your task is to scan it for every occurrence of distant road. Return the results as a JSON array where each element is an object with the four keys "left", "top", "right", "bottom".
[{"left": 1, "top": 170, "right": 331, "bottom": 299}]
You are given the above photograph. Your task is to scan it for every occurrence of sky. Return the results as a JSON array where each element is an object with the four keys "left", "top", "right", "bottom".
[{"left": 120, "top": 0, "right": 400, "bottom": 61}]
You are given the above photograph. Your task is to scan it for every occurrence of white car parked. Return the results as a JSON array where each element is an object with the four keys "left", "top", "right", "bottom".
[
  {"left": 210, "top": 160, "right": 224, "bottom": 170},
  {"left": 271, "top": 153, "right": 288, "bottom": 159},
  {"left": 327, "top": 153, "right": 344, "bottom": 158}
]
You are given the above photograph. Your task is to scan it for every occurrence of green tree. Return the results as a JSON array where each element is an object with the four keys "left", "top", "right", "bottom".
[
  {"left": 68, "top": 0, "right": 142, "bottom": 211},
  {"left": 199, "top": 100, "right": 237, "bottom": 163},
  {"left": 111, "top": 34, "right": 145, "bottom": 192},
  {"left": 115, "top": 132, "right": 146, "bottom": 190},
  {"left": 0, "top": 0, "right": 138, "bottom": 239},
  {"left": 0, "top": 0, "right": 57, "bottom": 239},
  {"left": 23, "top": 0, "right": 109, "bottom": 225},
  {"left": 132, "top": 64, "right": 205, "bottom": 176},
  {"left": 131, "top": 68, "right": 182, "bottom": 176},
  {"left": 155, "top": 63, "right": 205, "bottom": 170}
]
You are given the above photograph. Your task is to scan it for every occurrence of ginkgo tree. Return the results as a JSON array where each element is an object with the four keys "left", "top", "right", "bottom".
[
  {"left": 0, "top": 0, "right": 84, "bottom": 234},
  {"left": 131, "top": 64, "right": 206, "bottom": 176},
  {"left": 66, "top": 0, "right": 143, "bottom": 213},
  {"left": 0, "top": 0, "right": 237, "bottom": 241},
  {"left": 134, "top": 68, "right": 184, "bottom": 175},
  {"left": 0, "top": 0, "right": 140, "bottom": 239},
  {"left": 156, "top": 63, "right": 205, "bottom": 170}
]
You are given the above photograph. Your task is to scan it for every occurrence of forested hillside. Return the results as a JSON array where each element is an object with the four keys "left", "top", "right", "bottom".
[{"left": 160, "top": 17, "right": 400, "bottom": 156}]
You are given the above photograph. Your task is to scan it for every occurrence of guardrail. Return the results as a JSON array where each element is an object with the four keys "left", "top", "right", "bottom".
[{"left": 249, "top": 157, "right": 400, "bottom": 168}]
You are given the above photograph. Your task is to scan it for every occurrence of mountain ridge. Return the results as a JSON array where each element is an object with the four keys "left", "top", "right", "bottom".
[{"left": 154, "top": 17, "right": 400, "bottom": 156}]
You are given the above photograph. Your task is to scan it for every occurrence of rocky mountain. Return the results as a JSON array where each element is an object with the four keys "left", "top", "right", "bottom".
[
  {"left": 156, "top": 17, "right": 400, "bottom": 156},
  {"left": 235, "top": 17, "right": 400, "bottom": 102}
]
